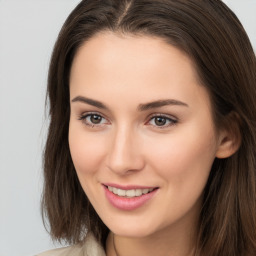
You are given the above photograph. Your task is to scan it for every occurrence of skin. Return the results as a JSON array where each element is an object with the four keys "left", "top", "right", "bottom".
[{"left": 69, "top": 32, "right": 235, "bottom": 256}]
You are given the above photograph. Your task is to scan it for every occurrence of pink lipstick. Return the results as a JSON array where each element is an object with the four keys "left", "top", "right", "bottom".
[{"left": 103, "top": 184, "right": 158, "bottom": 211}]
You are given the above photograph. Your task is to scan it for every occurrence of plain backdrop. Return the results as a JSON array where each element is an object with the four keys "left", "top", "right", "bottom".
[{"left": 0, "top": 1, "right": 255, "bottom": 256}]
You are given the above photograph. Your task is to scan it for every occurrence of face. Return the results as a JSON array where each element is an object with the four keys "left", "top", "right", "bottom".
[{"left": 69, "top": 32, "right": 223, "bottom": 238}]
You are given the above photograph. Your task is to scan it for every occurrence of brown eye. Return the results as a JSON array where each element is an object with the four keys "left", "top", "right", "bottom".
[
  {"left": 78, "top": 113, "right": 108, "bottom": 127},
  {"left": 90, "top": 114, "right": 102, "bottom": 124},
  {"left": 147, "top": 115, "right": 177, "bottom": 128},
  {"left": 154, "top": 117, "right": 167, "bottom": 126}
]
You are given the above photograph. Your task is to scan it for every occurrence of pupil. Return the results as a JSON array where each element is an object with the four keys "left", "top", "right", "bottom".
[
  {"left": 91, "top": 115, "right": 102, "bottom": 124},
  {"left": 155, "top": 117, "right": 166, "bottom": 126}
]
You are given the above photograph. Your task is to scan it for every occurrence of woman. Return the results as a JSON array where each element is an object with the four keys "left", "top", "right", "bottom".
[{"left": 38, "top": 0, "right": 256, "bottom": 255}]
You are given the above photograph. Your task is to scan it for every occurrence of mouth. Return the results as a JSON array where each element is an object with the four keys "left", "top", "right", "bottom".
[
  {"left": 106, "top": 185, "right": 157, "bottom": 198},
  {"left": 102, "top": 184, "right": 159, "bottom": 211},
  {"left": 102, "top": 184, "right": 159, "bottom": 210}
]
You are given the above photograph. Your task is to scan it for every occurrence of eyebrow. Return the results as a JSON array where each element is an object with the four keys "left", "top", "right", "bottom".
[
  {"left": 138, "top": 99, "right": 189, "bottom": 111},
  {"left": 71, "top": 96, "right": 108, "bottom": 109},
  {"left": 71, "top": 96, "right": 189, "bottom": 111}
]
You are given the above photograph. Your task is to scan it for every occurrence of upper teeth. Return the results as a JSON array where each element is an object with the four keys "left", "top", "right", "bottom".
[{"left": 108, "top": 186, "right": 154, "bottom": 198}]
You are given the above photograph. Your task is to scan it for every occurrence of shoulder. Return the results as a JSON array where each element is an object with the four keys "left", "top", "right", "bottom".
[
  {"left": 36, "top": 245, "right": 79, "bottom": 256},
  {"left": 36, "top": 233, "right": 106, "bottom": 256}
]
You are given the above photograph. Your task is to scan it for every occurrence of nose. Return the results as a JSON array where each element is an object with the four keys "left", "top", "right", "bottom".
[{"left": 106, "top": 125, "right": 145, "bottom": 175}]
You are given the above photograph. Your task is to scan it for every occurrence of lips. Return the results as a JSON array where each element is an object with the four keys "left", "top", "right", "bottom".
[
  {"left": 103, "top": 183, "right": 159, "bottom": 210},
  {"left": 107, "top": 185, "right": 155, "bottom": 198}
]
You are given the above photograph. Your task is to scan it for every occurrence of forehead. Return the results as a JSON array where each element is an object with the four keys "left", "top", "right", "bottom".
[
  {"left": 69, "top": 32, "right": 211, "bottom": 113},
  {"left": 71, "top": 32, "right": 196, "bottom": 81}
]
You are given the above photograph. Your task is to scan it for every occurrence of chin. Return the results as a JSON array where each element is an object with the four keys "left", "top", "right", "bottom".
[{"left": 104, "top": 217, "right": 161, "bottom": 238}]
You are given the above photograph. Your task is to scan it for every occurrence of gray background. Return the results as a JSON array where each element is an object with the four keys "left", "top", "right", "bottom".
[{"left": 0, "top": 1, "right": 255, "bottom": 256}]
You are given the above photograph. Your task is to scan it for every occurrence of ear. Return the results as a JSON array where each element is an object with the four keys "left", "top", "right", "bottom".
[{"left": 215, "top": 112, "right": 242, "bottom": 159}]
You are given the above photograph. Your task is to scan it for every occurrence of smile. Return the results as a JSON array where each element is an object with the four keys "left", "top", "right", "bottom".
[
  {"left": 103, "top": 184, "right": 159, "bottom": 210},
  {"left": 107, "top": 186, "right": 154, "bottom": 198}
]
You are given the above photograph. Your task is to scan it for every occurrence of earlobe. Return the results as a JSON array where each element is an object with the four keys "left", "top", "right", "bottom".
[{"left": 215, "top": 112, "right": 242, "bottom": 159}]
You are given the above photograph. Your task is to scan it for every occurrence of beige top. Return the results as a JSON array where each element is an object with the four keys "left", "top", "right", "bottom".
[{"left": 36, "top": 234, "right": 106, "bottom": 256}]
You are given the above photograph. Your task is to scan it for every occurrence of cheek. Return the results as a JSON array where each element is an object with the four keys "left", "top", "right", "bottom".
[
  {"left": 68, "top": 125, "right": 109, "bottom": 206},
  {"left": 146, "top": 125, "right": 218, "bottom": 187},
  {"left": 68, "top": 125, "right": 106, "bottom": 178},
  {"left": 144, "top": 128, "right": 217, "bottom": 224}
]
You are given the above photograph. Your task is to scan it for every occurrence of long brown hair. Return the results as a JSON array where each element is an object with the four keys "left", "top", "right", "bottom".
[{"left": 42, "top": 0, "right": 256, "bottom": 255}]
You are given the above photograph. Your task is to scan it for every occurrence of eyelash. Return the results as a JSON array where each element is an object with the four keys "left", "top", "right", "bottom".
[
  {"left": 78, "top": 112, "right": 108, "bottom": 128},
  {"left": 147, "top": 114, "right": 178, "bottom": 128},
  {"left": 78, "top": 112, "right": 178, "bottom": 129}
]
